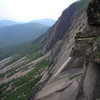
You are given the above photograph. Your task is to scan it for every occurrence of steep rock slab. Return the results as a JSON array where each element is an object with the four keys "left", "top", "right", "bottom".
[
  {"left": 30, "top": 0, "right": 100, "bottom": 100},
  {"left": 42, "top": 2, "right": 80, "bottom": 53}
]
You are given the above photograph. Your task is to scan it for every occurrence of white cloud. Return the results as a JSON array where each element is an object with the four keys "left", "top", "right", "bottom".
[{"left": 0, "top": 0, "right": 77, "bottom": 22}]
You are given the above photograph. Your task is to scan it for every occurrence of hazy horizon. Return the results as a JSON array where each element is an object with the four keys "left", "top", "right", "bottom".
[
  {"left": 0, "top": 0, "right": 77, "bottom": 22},
  {"left": 0, "top": 18, "right": 56, "bottom": 23}
]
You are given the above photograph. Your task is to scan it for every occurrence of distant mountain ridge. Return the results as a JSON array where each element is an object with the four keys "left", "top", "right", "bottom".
[
  {"left": 0, "top": 18, "right": 56, "bottom": 27},
  {"left": 0, "top": 22, "right": 49, "bottom": 49},
  {"left": 0, "top": 20, "right": 22, "bottom": 27},
  {"left": 31, "top": 18, "right": 56, "bottom": 26}
]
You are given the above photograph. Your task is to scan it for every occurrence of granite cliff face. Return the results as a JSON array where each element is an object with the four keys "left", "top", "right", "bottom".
[
  {"left": 34, "top": 2, "right": 80, "bottom": 53},
  {"left": 30, "top": 0, "right": 100, "bottom": 100}
]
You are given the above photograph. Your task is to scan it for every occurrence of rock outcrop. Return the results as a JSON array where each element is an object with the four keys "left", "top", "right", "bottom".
[
  {"left": 87, "top": 0, "right": 100, "bottom": 25},
  {"left": 30, "top": 0, "right": 100, "bottom": 100}
]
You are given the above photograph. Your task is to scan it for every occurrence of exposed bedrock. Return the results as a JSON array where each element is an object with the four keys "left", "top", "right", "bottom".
[
  {"left": 83, "top": 62, "right": 99, "bottom": 100},
  {"left": 30, "top": 0, "right": 100, "bottom": 100}
]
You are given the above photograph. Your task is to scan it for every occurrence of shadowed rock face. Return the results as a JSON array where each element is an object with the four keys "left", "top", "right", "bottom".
[
  {"left": 70, "top": 0, "right": 100, "bottom": 100},
  {"left": 71, "top": 33, "right": 100, "bottom": 63},
  {"left": 71, "top": 0, "right": 100, "bottom": 64},
  {"left": 87, "top": 0, "right": 100, "bottom": 25}
]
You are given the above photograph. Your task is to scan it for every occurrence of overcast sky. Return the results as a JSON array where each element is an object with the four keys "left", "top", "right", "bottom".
[{"left": 0, "top": 0, "right": 77, "bottom": 22}]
